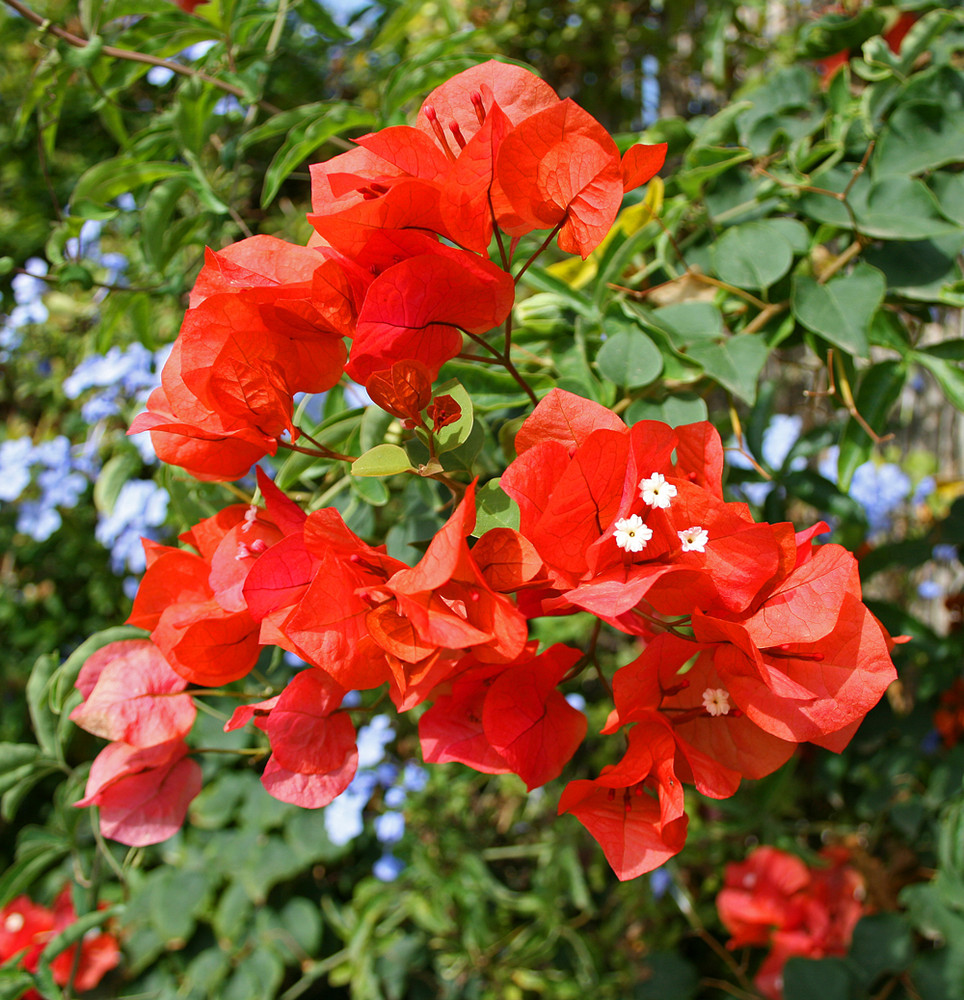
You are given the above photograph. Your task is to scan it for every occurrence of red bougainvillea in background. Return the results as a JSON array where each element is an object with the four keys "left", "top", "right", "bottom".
[
  {"left": 717, "top": 845, "right": 867, "bottom": 999},
  {"left": 0, "top": 886, "right": 119, "bottom": 997}
]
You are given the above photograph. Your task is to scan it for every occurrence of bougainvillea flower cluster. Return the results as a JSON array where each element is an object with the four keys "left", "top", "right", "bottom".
[
  {"left": 70, "top": 60, "right": 900, "bottom": 879},
  {"left": 717, "top": 846, "right": 866, "bottom": 999},
  {"left": 0, "top": 886, "right": 119, "bottom": 997}
]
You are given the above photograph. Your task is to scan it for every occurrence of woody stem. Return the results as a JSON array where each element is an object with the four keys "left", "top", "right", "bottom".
[
  {"left": 514, "top": 218, "right": 566, "bottom": 284},
  {"left": 464, "top": 330, "right": 538, "bottom": 405}
]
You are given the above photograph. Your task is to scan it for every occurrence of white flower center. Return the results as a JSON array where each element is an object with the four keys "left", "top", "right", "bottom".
[
  {"left": 702, "top": 687, "right": 730, "bottom": 716},
  {"left": 678, "top": 525, "right": 709, "bottom": 553},
  {"left": 613, "top": 514, "right": 653, "bottom": 553},
  {"left": 639, "top": 472, "right": 677, "bottom": 509}
]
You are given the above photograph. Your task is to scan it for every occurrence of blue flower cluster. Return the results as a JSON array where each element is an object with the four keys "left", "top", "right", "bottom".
[
  {"left": 323, "top": 711, "right": 429, "bottom": 882},
  {"left": 727, "top": 414, "right": 935, "bottom": 538},
  {"left": 917, "top": 545, "right": 962, "bottom": 602},
  {"left": 2, "top": 203, "right": 174, "bottom": 586},
  {"left": 64, "top": 342, "right": 168, "bottom": 448},
  {"left": 1, "top": 258, "right": 49, "bottom": 361},
  {"left": 819, "top": 444, "right": 934, "bottom": 536},
  {"left": 0, "top": 436, "right": 89, "bottom": 542}
]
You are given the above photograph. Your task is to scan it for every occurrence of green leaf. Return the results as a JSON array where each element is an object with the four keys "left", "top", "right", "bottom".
[
  {"left": 595, "top": 326, "right": 663, "bottom": 388},
  {"left": 848, "top": 914, "right": 914, "bottom": 987},
  {"left": 648, "top": 301, "right": 724, "bottom": 347},
  {"left": 0, "top": 840, "right": 69, "bottom": 909},
  {"left": 677, "top": 145, "right": 753, "bottom": 198},
  {"left": 432, "top": 380, "right": 474, "bottom": 454},
  {"left": 798, "top": 8, "right": 886, "bottom": 58},
  {"left": 350, "top": 474, "right": 390, "bottom": 507},
  {"left": 876, "top": 94, "right": 964, "bottom": 177},
  {"left": 146, "top": 868, "right": 211, "bottom": 944},
  {"left": 474, "top": 480, "right": 520, "bottom": 535},
  {"left": 912, "top": 351, "right": 964, "bottom": 412},
  {"left": 800, "top": 165, "right": 960, "bottom": 239},
  {"left": 358, "top": 404, "right": 395, "bottom": 454},
  {"left": 93, "top": 453, "right": 143, "bottom": 515},
  {"left": 686, "top": 333, "right": 768, "bottom": 404},
  {"left": 767, "top": 217, "right": 810, "bottom": 254},
  {"left": 624, "top": 395, "right": 708, "bottom": 427},
  {"left": 855, "top": 176, "right": 960, "bottom": 240},
  {"left": 865, "top": 232, "right": 964, "bottom": 301},
  {"left": 837, "top": 360, "right": 905, "bottom": 490},
  {"left": 72, "top": 159, "right": 190, "bottom": 206},
  {"left": 933, "top": 171, "right": 964, "bottom": 227},
  {"left": 712, "top": 220, "right": 795, "bottom": 290},
  {"left": 26, "top": 654, "right": 61, "bottom": 761},
  {"left": 260, "top": 105, "right": 379, "bottom": 207},
  {"left": 791, "top": 263, "right": 885, "bottom": 358},
  {"left": 782, "top": 957, "right": 854, "bottom": 1000},
  {"left": 351, "top": 444, "right": 415, "bottom": 477},
  {"left": 633, "top": 952, "right": 699, "bottom": 1000},
  {"left": 440, "top": 417, "right": 485, "bottom": 473},
  {"left": 0, "top": 744, "right": 44, "bottom": 795},
  {"left": 519, "top": 267, "right": 600, "bottom": 320}
]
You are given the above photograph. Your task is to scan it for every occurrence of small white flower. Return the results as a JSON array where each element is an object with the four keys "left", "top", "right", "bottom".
[
  {"left": 613, "top": 514, "right": 653, "bottom": 553},
  {"left": 4, "top": 912, "right": 25, "bottom": 933},
  {"left": 678, "top": 525, "right": 709, "bottom": 553},
  {"left": 639, "top": 472, "right": 677, "bottom": 509},
  {"left": 702, "top": 687, "right": 731, "bottom": 717}
]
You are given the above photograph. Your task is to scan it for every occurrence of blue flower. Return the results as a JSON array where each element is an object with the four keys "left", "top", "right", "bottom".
[
  {"left": 372, "top": 852, "right": 405, "bottom": 882},
  {"left": 95, "top": 479, "right": 170, "bottom": 574},
  {"left": 401, "top": 762, "right": 428, "bottom": 792},
  {"left": 849, "top": 462, "right": 911, "bottom": 534},
  {"left": 649, "top": 866, "right": 672, "bottom": 899},
  {"left": 17, "top": 501, "right": 62, "bottom": 542},
  {"left": 213, "top": 96, "right": 245, "bottom": 116},
  {"left": 146, "top": 66, "right": 175, "bottom": 86},
  {"left": 917, "top": 580, "right": 943, "bottom": 600},
  {"left": 913, "top": 476, "right": 936, "bottom": 505},
  {"left": 933, "top": 544, "right": 959, "bottom": 563},
  {"left": 325, "top": 770, "right": 378, "bottom": 846},
  {"left": 818, "top": 445, "right": 839, "bottom": 484},
  {"left": 374, "top": 762, "right": 399, "bottom": 787},
  {"left": 65, "top": 219, "right": 103, "bottom": 260},
  {"left": 12, "top": 258, "right": 48, "bottom": 305},
  {"left": 761, "top": 414, "right": 803, "bottom": 470},
  {"left": 374, "top": 811, "right": 405, "bottom": 845},
  {"left": 0, "top": 438, "right": 34, "bottom": 502},
  {"left": 356, "top": 715, "right": 394, "bottom": 768},
  {"left": 384, "top": 786, "right": 406, "bottom": 808}
]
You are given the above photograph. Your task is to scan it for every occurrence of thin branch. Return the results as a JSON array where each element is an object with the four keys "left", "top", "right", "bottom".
[
  {"left": 464, "top": 330, "right": 538, "bottom": 405},
  {"left": 14, "top": 266, "right": 166, "bottom": 295},
  {"left": 728, "top": 405, "right": 772, "bottom": 480},
  {"left": 514, "top": 218, "right": 565, "bottom": 284},
  {"left": 741, "top": 300, "right": 787, "bottom": 336},
  {"left": 816, "top": 239, "right": 863, "bottom": 284},
  {"left": 686, "top": 270, "right": 768, "bottom": 311},
  {"left": 4, "top": 0, "right": 283, "bottom": 115}
]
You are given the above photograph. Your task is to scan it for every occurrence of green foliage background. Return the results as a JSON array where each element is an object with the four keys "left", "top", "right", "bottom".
[{"left": 2, "top": 1, "right": 964, "bottom": 998}]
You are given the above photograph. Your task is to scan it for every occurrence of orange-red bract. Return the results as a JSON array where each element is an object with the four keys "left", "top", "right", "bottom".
[
  {"left": 557, "top": 722, "right": 688, "bottom": 880},
  {"left": 496, "top": 99, "right": 625, "bottom": 258}
]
